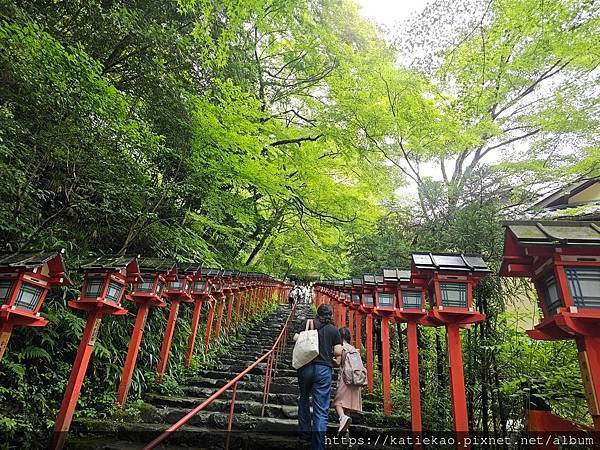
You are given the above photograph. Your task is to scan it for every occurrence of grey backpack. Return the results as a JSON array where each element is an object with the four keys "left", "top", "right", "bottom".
[{"left": 341, "top": 344, "right": 367, "bottom": 386}]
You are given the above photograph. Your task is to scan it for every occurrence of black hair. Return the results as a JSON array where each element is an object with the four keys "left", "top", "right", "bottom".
[
  {"left": 316, "top": 304, "right": 333, "bottom": 324},
  {"left": 339, "top": 327, "right": 351, "bottom": 343}
]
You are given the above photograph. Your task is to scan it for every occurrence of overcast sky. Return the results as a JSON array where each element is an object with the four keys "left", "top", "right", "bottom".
[{"left": 356, "top": 0, "right": 431, "bottom": 31}]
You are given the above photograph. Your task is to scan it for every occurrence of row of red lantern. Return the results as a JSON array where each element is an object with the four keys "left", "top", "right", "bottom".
[
  {"left": 314, "top": 252, "right": 490, "bottom": 441},
  {"left": 0, "top": 251, "right": 289, "bottom": 450}
]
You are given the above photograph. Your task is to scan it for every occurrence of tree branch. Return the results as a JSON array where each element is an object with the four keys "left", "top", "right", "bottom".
[{"left": 270, "top": 134, "right": 323, "bottom": 147}]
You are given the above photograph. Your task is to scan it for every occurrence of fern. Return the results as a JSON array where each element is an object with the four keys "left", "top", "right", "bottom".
[
  {"left": 20, "top": 346, "right": 52, "bottom": 362},
  {"left": 0, "top": 360, "right": 25, "bottom": 379}
]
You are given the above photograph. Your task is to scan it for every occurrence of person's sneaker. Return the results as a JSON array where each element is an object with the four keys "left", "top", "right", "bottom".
[{"left": 338, "top": 415, "right": 352, "bottom": 433}]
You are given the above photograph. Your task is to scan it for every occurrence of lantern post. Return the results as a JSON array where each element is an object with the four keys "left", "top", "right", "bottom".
[
  {"left": 234, "top": 273, "right": 247, "bottom": 329},
  {"left": 322, "top": 282, "right": 334, "bottom": 315},
  {"left": 343, "top": 279, "right": 356, "bottom": 343},
  {"left": 251, "top": 273, "right": 262, "bottom": 317},
  {"left": 223, "top": 270, "right": 238, "bottom": 335},
  {"left": 185, "top": 263, "right": 209, "bottom": 369},
  {"left": 500, "top": 220, "right": 600, "bottom": 431},
  {"left": 387, "top": 268, "right": 428, "bottom": 437},
  {"left": 240, "top": 274, "right": 251, "bottom": 323},
  {"left": 52, "top": 256, "right": 140, "bottom": 450},
  {"left": 322, "top": 283, "right": 330, "bottom": 308},
  {"left": 331, "top": 282, "right": 340, "bottom": 315},
  {"left": 0, "top": 250, "right": 71, "bottom": 361},
  {"left": 117, "top": 258, "right": 173, "bottom": 406},
  {"left": 202, "top": 268, "right": 220, "bottom": 352},
  {"left": 244, "top": 274, "right": 257, "bottom": 320},
  {"left": 248, "top": 274, "right": 257, "bottom": 319},
  {"left": 330, "top": 281, "right": 341, "bottom": 325},
  {"left": 351, "top": 277, "right": 363, "bottom": 350},
  {"left": 314, "top": 284, "right": 323, "bottom": 307},
  {"left": 212, "top": 272, "right": 226, "bottom": 342},
  {"left": 155, "top": 263, "right": 198, "bottom": 383},
  {"left": 260, "top": 274, "right": 269, "bottom": 311},
  {"left": 373, "top": 273, "right": 397, "bottom": 416},
  {"left": 411, "top": 252, "right": 489, "bottom": 437},
  {"left": 360, "top": 274, "right": 377, "bottom": 394},
  {"left": 334, "top": 280, "right": 346, "bottom": 327}
]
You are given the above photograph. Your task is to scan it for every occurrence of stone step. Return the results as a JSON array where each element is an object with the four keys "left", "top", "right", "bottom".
[
  {"left": 69, "top": 421, "right": 302, "bottom": 450},
  {"left": 70, "top": 420, "right": 398, "bottom": 450},
  {"left": 183, "top": 377, "right": 299, "bottom": 394},
  {"left": 215, "top": 364, "right": 298, "bottom": 378},
  {"left": 184, "top": 376, "right": 338, "bottom": 394},
  {"left": 147, "top": 407, "right": 396, "bottom": 437},
  {"left": 224, "top": 351, "right": 274, "bottom": 359},
  {"left": 240, "top": 335, "right": 281, "bottom": 341},
  {"left": 189, "top": 370, "right": 300, "bottom": 386},
  {"left": 177, "top": 386, "right": 298, "bottom": 406},
  {"left": 236, "top": 336, "right": 282, "bottom": 342},
  {"left": 179, "top": 385, "right": 381, "bottom": 413},
  {"left": 145, "top": 394, "right": 408, "bottom": 427}
]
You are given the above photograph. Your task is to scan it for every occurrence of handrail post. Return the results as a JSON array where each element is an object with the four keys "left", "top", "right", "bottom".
[
  {"left": 261, "top": 352, "right": 274, "bottom": 416},
  {"left": 225, "top": 381, "right": 238, "bottom": 450}
]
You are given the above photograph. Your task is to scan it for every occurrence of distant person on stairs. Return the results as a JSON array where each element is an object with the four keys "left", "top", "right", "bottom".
[
  {"left": 293, "top": 303, "right": 343, "bottom": 450},
  {"left": 302, "top": 285, "right": 311, "bottom": 304},
  {"left": 288, "top": 287, "right": 298, "bottom": 307},
  {"left": 333, "top": 327, "right": 364, "bottom": 434}
]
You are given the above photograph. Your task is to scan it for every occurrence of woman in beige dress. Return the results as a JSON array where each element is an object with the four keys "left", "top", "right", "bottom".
[{"left": 333, "top": 327, "right": 363, "bottom": 433}]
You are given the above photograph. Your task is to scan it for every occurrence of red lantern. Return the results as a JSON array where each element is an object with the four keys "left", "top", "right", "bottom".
[
  {"left": 116, "top": 258, "right": 175, "bottom": 406},
  {"left": 52, "top": 255, "right": 140, "bottom": 450},
  {"left": 223, "top": 270, "right": 241, "bottom": 335},
  {"left": 71, "top": 256, "right": 140, "bottom": 314},
  {"left": 374, "top": 271, "right": 400, "bottom": 315},
  {"left": 351, "top": 277, "right": 362, "bottom": 309},
  {"left": 210, "top": 269, "right": 227, "bottom": 343},
  {"left": 361, "top": 274, "right": 376, "bottom": 312},
  {"left": 411, "top": 252, "right": 489, "bottom": 436},
  {"left": 233, "top": 272, "right": 248, "bottom": 328},
  {"left": 202, "top": 268, "right": 221, "bottom": 351},
  {"left": 500, "top": 220, "right": 600, "bottom": 430},
  {"left": 156, "top": 262, "right": 200, "bottom": 383},
  {"left": 330, "top": 280, "right": 344, "bottom": 326},
  {"left": 411, "top": 253, "right": 488, "bottom": 326},
  {"left": 373, "top": 271, "right": 401, "bottom": 416},
  {"left": 385, "top": 268, "right": 427, "bottom": 435},
  {"left": 360, "top": 274, "right": 376, "bottom": 393},
  {"left": 0, "top": 250, "right": 71, "bottom": 360},
  {"left": 351, "top": 278, "right": 363, "bottom": 351},
  {"left": 184, "top": 263, "right": 209, "bottom": 369}
]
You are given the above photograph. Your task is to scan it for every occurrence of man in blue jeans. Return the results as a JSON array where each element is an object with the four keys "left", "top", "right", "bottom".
[{"left": 293, "top": 304, "right": 343, "bottom": 450}]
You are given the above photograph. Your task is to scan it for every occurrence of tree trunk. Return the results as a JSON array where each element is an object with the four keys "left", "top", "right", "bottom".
[{"left": 245, "top": 210, "right": 283, "bottom": 266}]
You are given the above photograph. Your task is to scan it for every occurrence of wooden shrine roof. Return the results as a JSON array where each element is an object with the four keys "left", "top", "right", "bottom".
[
  {"left": 0, "top": 249, "right": 66, "bottom": 270},
  {"left": 411, "top": 253, "right": 490, "bottom": 273},
  {"left": 504, "top": 220, "right": 600, "bottom": 246}
]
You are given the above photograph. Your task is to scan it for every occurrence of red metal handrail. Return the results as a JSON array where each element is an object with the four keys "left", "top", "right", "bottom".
[{"left": 143, "top": 303, "right": 296, "bottom": 450}]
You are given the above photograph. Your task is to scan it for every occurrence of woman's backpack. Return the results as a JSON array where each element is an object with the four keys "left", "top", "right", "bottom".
[{"left": 341, "top": 344, "right": 367, "bottom": 386}]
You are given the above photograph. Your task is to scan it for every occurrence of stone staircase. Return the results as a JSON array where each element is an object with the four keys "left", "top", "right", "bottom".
[{"left": 68, "top": 304, "right": 408, "bottom": 449}]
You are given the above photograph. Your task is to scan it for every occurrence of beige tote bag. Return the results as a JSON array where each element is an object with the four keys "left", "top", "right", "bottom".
[{"left": 292, "top": 319, "right": 319, "bottom": 369}]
